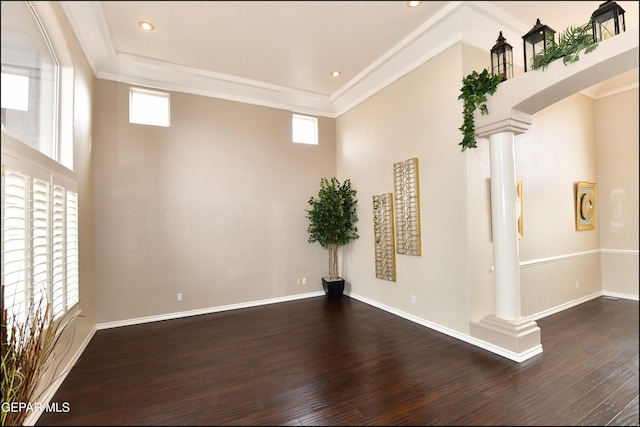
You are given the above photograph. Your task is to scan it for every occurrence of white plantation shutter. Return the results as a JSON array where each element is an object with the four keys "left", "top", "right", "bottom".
[
  {"left": 51, "top": 184, "right": 65, "bottom": 318},
  {"left": 2, "top": 169, "right": 30, "bottom": 325},
  {"left": 32, "top": 178, "right": 51, "bottom": 312},
  {"left": 65, "top": 191, "right": 79, "bottom": 308},
  {"left": 2, "top": 155, "right": 79, "bottom": 325}
]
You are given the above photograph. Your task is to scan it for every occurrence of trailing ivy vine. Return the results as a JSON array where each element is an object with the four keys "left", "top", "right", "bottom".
[
  {"left": 531, "top": 20, "right": 598, "bottom": 71},
  {"left": 458, "top": 69, "right": 502, "bottom": 151}
]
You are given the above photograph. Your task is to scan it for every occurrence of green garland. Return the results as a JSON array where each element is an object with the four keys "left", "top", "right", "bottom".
[
  {"left": 457, "top": 69, "right": 502, "bottom": 151},
  {"left": 531, "top": 20, "right": 598, "bottom": 71}
]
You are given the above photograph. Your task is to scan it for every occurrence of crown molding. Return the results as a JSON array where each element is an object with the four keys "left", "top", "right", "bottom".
[
  {"left": 332, "top": 1, "right": 532, "bottom": 116},
  {"left": 99, "top": 52, "right": 335, "bottom": 117},
  {"left": 60, "top": 1, "right": 617, "bottom": 118},
  {"left": 58, "top": 1, "right": 115, "bottom": 74}
]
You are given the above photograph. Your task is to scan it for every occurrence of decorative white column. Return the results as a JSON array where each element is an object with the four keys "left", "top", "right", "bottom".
[
  {"left": 489, "top": 131, "right": 521, "bottom": 321},
  {"left": 470, "top": 110, "right": 541, "bottom": 362},
  {"left": 466, "top": 31, "right": 639, "bottom": 361}
]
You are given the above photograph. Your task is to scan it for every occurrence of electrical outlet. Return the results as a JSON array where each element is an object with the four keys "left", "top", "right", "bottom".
[
  {"left": 297, "top": 278, "right": 302, "bottom": 286},
  {"left": 576, "top": 281, "right": 579, "bottom": 289},
  {"left": 302, "top": 278, "right": 307, "bottom": 285},
  {"left": 177, "top": 293, "right": 182, "bottom": 301},
  {"left": 411, "top": 295, "right": 416, "bottom": 304}
]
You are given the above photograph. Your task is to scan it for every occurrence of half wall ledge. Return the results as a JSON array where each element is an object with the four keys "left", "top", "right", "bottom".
[{"left": 474, "top": 27, "right": 639, "bottom": 134}]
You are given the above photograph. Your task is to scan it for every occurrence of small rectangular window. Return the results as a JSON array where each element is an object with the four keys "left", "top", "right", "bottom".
[
  {"left": 292, "top": 114, "right": 318, "bottom": 145},
  {"left": 1, "top": 73, "right": 30, "bottom": 111},
  {"left": 129, "top": 87, "right": 170, "bottom": 127}
]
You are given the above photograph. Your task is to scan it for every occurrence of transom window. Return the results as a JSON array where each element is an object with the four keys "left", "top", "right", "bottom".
[
  {"left": 129, "top": 87, "right": 171, "bottom": 127},
  {"left": 292, "top": 114, "right": 318, "bottom": 145}
]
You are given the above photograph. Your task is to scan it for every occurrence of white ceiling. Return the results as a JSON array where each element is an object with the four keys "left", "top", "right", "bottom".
[{"left": 58, "top": 1, "right": 639, "bottom": 117}]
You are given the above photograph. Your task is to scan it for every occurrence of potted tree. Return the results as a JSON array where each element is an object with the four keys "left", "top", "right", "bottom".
[{"left": 306, "top": 177, "right": 359, "bottom": 298}]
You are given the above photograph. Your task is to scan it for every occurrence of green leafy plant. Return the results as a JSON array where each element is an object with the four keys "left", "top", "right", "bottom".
[
  {"left": 458, "top": 69, "right": 503, "bottom": 151},
  {"left": 531, "top": 20, "right": 599, "bottom": 70},
  {"left": 306, "top": 177, "right": 359, "bottom": 280}
]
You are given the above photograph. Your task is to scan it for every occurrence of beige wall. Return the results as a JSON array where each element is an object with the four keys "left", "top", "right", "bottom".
[
  {"left": 595, "top": 88, "right": 640, "bottom": 297},
  {"left": 514, "top": 94, "right": 602, "bottom": 316},
  {"left": 65, "top": 3, "right": 97, "bottom": 363},
  {"left": 463, "top": 44, "right": 499, "bottom": 324},
  {"left": 92, "top": 82, "right": 337, "bottom": 323},
  {"left": 337, "top": 44, "right": 472, "bottom": 334}
]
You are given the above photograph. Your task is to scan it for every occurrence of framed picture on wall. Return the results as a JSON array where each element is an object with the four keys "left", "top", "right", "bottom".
[
  {"left": 576, "top": 181, "right": 596, "bottom": 230},
  {"left": 517, "top": 179, "right": 523, "bottom": 239}
]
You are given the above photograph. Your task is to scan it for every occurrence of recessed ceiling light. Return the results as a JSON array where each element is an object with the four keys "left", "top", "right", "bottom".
[
  {"left": 138, "top": 21, "right": 155, "bottom": 31},
  {"left": 407, "top": 1, "right": 422, "bottom": 8},
  {"left": 331, "top": 70, "right": 342, "bottom": 78}
]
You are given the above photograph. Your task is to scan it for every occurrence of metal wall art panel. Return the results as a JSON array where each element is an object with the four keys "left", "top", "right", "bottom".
[
  {"left": 373, "top": 193, "right": 396, "bottom": 281},
  {"left": 393, "top": 158, "right": 421, "bottom": 256}
]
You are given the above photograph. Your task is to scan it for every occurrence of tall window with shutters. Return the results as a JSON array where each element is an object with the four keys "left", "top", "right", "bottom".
[{"left": 2, "top": 157, "right": 79, "bottom": 327}]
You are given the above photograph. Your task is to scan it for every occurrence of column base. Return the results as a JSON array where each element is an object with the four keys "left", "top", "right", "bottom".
[{"left": 470, "top": 314, "right": 541, "bottom": 355}]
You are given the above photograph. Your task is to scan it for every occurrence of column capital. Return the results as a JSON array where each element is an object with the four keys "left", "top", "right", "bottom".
[{"left": 475, "top": 108, "right": 532, "bottom": 138}]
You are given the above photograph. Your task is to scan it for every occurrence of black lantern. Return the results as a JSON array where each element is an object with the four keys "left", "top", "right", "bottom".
[
  {"left": 490, "top": 31, "right": 513, "bottom": 81},
  {"left": 522, "top": 19, "right": 556, "bottom": 72},
  {"left": 591, "top": 0, "right": 626, "bottom": 42}
]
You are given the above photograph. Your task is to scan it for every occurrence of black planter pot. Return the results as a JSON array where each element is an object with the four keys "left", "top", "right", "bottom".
[{"left": 322, "top": 277, "right": 345, "bottom": 299}]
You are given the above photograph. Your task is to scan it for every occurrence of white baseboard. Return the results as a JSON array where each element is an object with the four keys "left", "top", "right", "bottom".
[
  {"left": 97, "top": 291, "right": 324, "bottom": 329},
  {"left": 345, "top": 290, "right": 638, "bottom": 363},
  {"left": 528, "top": 292, "right": 604, "bottom": 320},
  {"left": 602, "top": 290, "right": 639, "bottom": 302},
  {"left": 346, "top": 291, "right": 542, "bottom": 363}
]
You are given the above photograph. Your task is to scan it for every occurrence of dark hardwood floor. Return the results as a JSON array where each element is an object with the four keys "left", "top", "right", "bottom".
[{"left": 36, "top": 295, "right": 639, "bottom": 426}]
